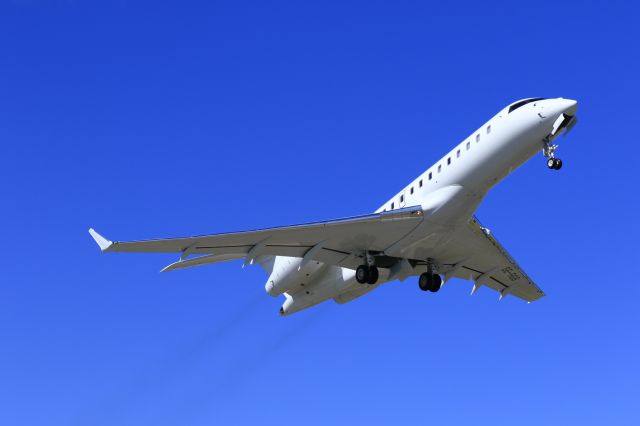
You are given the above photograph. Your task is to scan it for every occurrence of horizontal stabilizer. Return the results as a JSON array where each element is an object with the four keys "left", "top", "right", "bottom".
[{"left": 88, "top": 228, "right": 113, "bottom": 252}]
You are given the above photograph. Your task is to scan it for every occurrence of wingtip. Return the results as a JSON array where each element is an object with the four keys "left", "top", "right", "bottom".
[{"left": 88, "top": 228, "right": 113, "bottom": 252}]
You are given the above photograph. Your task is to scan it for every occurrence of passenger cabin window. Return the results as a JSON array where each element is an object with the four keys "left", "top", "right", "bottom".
[
  {"left": 457, "top": 149, "right": 460, "bottom": 158},
  {"left": 476, "top": 134, "right": 480, "bottom": 142},
  {"left": 447, "top": 157, "right": 451, "bottom": 165},
  {"left": 508, "top": 98, "right": 546, "bottom": 113},
  {"left": 438, "top": 165, "right": 442, "bottom": 173},
  {"left": 410, "top": 187, "right": 414, "bottom": 194},
  {"left": 466, "top": 141, "right": 470, "bottom": 150},
  {"left": 487, "top": 125, "right": 492, "bottom": 134},
  {"left": 419, "top": 179, "right": 423, "bottom": 187},
  {"left": 391, "top": 202, "right": 394, "bottom": 209},
  {"left": 429, "top": 172, "right": 432, "bottom": 180},
  {"left": 400, "top": 195, "right": 404, "bottom": 203}
]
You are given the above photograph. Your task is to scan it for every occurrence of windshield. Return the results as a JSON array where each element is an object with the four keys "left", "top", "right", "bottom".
[{"left": 508, "top": 98, "right": 546, "bottom": 113}]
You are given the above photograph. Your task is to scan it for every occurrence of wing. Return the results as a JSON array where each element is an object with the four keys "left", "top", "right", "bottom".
[
  {"left": 89, "top": 206, "right": 425, "bottom": 271},
  {"left": 436, "top": 217, "right": 544, "bottom": 302}
]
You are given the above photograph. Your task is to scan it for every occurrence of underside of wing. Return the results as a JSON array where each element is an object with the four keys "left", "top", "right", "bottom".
[
  {"left": 434, "top": 217, "right": 544, "bottom": 302},
  {"left": 89, "top": 206, "right": 425, "bottom": 271}
]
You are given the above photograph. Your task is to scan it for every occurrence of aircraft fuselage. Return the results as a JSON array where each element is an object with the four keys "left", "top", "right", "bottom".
[{"left": 274, "top": 98, "right": 578, "bottom": 315}]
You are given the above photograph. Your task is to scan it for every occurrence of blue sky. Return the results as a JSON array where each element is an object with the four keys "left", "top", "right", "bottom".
[{"left": 1, "top": 1, "right": 639, "bottom": 425}]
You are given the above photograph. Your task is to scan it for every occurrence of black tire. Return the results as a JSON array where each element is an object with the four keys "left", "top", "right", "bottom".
[
  {"left": 547, "top": 158, "right": 556, "bottom": 169},
  {"left": 554, "top": 158, "right": 563, "bottom": 170},
  {"left": 367, "top": 266, "right": 379, "bottom": 285},
  {"left": 430, "top": 274, "right": 442, "bottom": 292},
  {"left": 419, "top": 273, "right": 432, "bottom": 291},
  {"left": 356, "top": 265, "right": 369, "bottom": 284}
]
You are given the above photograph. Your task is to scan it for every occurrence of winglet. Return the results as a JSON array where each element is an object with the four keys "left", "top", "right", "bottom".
[{"left": 88, "top": 228, "right": 113, "bottom": 252}]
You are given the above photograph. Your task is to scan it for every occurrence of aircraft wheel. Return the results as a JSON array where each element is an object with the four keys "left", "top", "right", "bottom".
[
  {"left": 547, "top": 158, "right": 556, "bottom": 169},
  {"left": 430, "top": 274, "right": 442, "bottom": 292},
  {"left": 367, "top": 266, "right": 379, "bottom": 285},
  {"left": 419, "top": 273, "right": 433, "bottom": 291},
  {"left": 554, "top": 158, "right": 563, "bottom": 170},
  {"left": 356, "top": 265, "right": 369, "bottom": 284}
]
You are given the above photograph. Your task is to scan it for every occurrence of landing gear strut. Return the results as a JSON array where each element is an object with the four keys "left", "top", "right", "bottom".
[
  {"left": 356, "top": 251, "right": 379, "bottom": 285},
  {"left": 543, "top": 138, "right": 563, "bottom": 170}
]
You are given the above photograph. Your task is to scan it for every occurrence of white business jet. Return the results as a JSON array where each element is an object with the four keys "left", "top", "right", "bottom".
[{"left": 90, "top": 97, "right": 578, "bottom": 316}]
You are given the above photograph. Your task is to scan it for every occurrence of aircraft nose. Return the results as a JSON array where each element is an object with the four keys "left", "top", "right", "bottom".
[
  {"left": 546, "top": 98, "right": 579, "bottom": 137},
  {"left": 558, "top": 98, "right": 578, "bottom": 116},
  {"left": 540, "top": 98, "right": 578, "bottom": 121}
]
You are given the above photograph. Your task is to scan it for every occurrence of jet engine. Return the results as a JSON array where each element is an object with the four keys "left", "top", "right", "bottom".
[{"left": 264, "top": 256, "right": 323, "bottom": 296}]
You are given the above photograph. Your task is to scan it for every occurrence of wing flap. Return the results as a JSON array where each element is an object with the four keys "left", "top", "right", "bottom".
[{"left": 161, "top": 253, "right": 245, "bottom": 272}]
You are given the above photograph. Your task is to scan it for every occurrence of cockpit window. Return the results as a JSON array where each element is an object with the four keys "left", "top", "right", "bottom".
[{"left": 508, "top": 98, "right": 546, "bottom": 113}]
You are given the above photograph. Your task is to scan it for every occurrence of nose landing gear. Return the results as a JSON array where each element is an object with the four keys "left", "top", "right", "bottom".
[
  {"left": 547, "top": 157, "right": 563, "bottom": 170},
  {"left": 543, "top": 138, "right": 563, "bottom": 170}
]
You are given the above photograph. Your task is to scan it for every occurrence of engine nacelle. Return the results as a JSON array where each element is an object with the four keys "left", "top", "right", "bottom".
[
  {"left": 264, "top": 256, "right": 323, "bottom": 296},
  {"left": 280, "top": 284, "right": 332, "bottom": 316},
  {"left": 279, "top": 266, "right": 363, "bottom": 316}
]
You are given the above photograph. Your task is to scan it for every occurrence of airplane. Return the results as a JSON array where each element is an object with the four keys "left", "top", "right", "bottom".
[{"left": 89, "top": 97, "right": 578, "bottom": 316}]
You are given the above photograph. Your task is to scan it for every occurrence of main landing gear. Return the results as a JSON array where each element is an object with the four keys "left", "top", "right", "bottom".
[
  {"left": 543, "top": 137, "right": 563, "bottom": 170},
  {"left": 418, "top": 272, "right": 442, "bottom": 292},
  {"left": 418, "top": 259, "right": 441, "bottom": 292},
  {"left": 356, "top": 264, "right": 379, "bottom": 285},
  {"left": 356, "top": 251, "right": 379, "bottom": 285}
]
